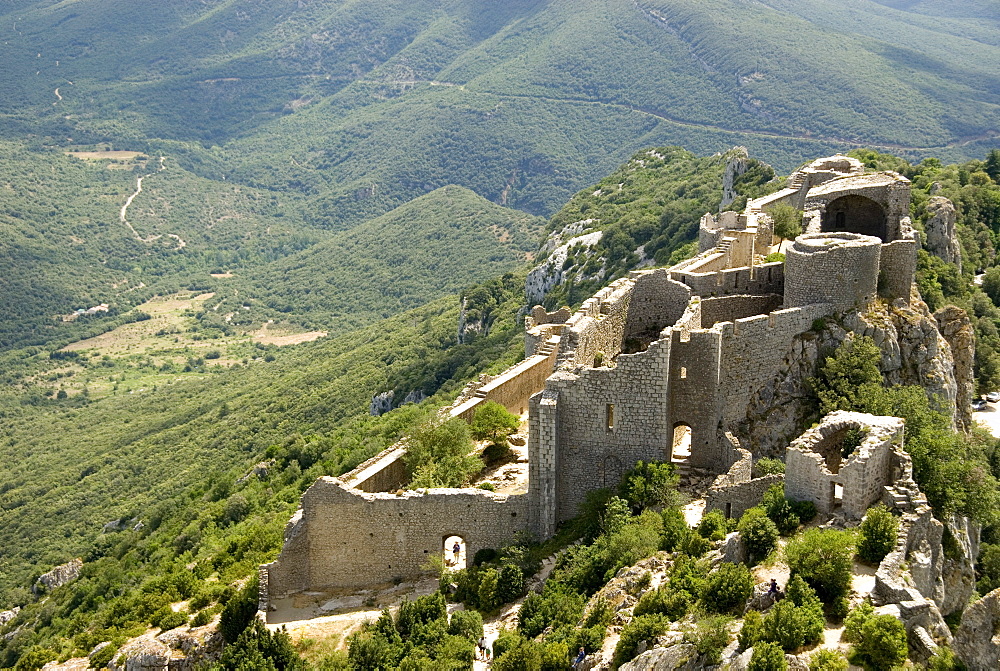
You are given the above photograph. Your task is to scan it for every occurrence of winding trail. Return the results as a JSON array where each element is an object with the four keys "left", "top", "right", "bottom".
[{"left": 119, "top": 157, "right": 186, "bottom": 249}]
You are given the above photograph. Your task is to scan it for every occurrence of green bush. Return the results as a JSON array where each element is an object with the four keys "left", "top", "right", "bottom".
[
  {"left": 493, "top": 638, "right": 542, "bottom": 671},
  {"left": 926, "top": 647, "right": 964, "bottom": 671},
  {"left": 738, "top": 507, "right": 780, "bottom": 563},
  {"left": 739, "top": 610, "right": 764, "bottom": 649},
  {"left": 470, "top": 401, "right": 520, "bottom": 444},
  {"left": 842, "top": 602, "right": 874, "bottom": 644},
  {"left": 690, "top": 615, "right": 731, "bottom": 665},
  {"left": 785, "top": 529, "right": 855, "bottom": 604},
  {"left": 88, "top": 643, "right": 119, "bottom": 669},
  {"left": 151, "top": 607, "right": 187, "bottom": 631},
  {"left": 749, "top": 641, "right": 788, "bottom": 671},
  {"left": 702, "top": 563, "right": 753, "bottom": 613},
  {"left": 612, "top": 614, "right": 668, "bottom": 669},
  {"left": 447, "top": 609, "right": 483, "bottom": 641},
  {"left": 851, "top": 614, "right": 908, "bottom": 671},
  {"left": 857, "top": 505, "right": 898, "bottom": 564},
  {"left": 763, "top": 485, "right": 800, "bottom": 535},
  {"left": 618, "top": 461, "right": 681, "bottom": 513},
  {"left": 753, "top": 458, "right": 785, "bottom": 477},
  {"left": 218, "top": 620, "right": 305, "bottom": 671},
  {"left": 660, "top": 507, "right": 689, "bottom": 552},
  {"left": 404, "top": 417, "right": 480, "bottom": 488},
  {"left": 219, "top": 576, "right": 259, "bottom": 644},
  {"left": 762, "top": 600, "right": 824, "bottom": 652},
  {"left": 808, "top": 649, "right": 849, "bottom": 671},
  {"left": 633, "top": 584, "right": 693, "bottom": 621},
  {"left": 191, "top": 609, "right": 213, "bottom": 627},
  {"left": 697, "top": 510, "right": 728, "bottom": 541}
]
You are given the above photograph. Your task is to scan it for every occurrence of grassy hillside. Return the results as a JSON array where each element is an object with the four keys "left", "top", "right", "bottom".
[
  {"left": 216, "top": 185, "right": 545, "bottom": 331},
  {"left": 0, "top": 0, "right": 995, "bottom": 230}
]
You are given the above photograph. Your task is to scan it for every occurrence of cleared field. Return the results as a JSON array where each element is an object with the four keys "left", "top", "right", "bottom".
[{"left": 66, "top": 150, "right": 146, "bottom": 160}]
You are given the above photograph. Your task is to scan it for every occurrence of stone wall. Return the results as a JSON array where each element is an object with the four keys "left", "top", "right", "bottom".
[
  {"left": 561, "top": 279, "right": 633, "bottom": 368},
  {"left": 535, "top": 339, "right": 673, "bottom": 525},
  {"left": 671, "top": 261, "right": 784, "bottom": 299},
  {"left": 623, "top": 269, "right": 692, "bottom": 341},
  {"left": 784, "top": 412, "right": 905, "bottom": 519},
  {"left": 784, "top": 233, "right": 882, "bottom": 311},
  {"left": 704, "top": 474, "right": 784, "bottom": 520},
  {"left": 700, "top": 294, "right": 783, "bottom": 328},
  {"left": 343, "top": 448, "right": 408, "bottom": 493},
  {"left": 717, "top": 305, "right": 828, "bottom": 429},
  {"left": 264, "top": 478, "right": 531, "bottom": 597},
  {"left": 878, "top": 239, "right": 917, "bottom": 303}
]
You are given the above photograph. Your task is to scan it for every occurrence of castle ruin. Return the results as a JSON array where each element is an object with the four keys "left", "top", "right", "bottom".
[{"left": 263, "top": 155, "right": 932, "bottom": 602}]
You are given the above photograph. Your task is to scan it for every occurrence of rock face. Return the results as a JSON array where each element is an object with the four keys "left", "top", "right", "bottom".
[
  {"left": 954, "top": 588, "right": 1000, "bottom": 671},
  {"left": 934, "top": 305, "right": 975, "bottom": 432},
  {"left": 525, "top": 226, "right": 602, "bottom": 305},
  {"left": 742, "top": 296, "right": 962, "bottom": 456},
  {"left": 370, "top": 390, "right": 393, "bottom": 416},
  {"left": 109, "top": 624, "right": 223, "bottom": 671},
  {"left": 720, "top": 146, "right": 751, "bottom": 210},
  {"left": 619, "top": 643, "right": 699, "bottom": 671},
  {"left": 924, "top": 196, "right": 961, "bottom": 271},
  {"left": 33, "top": 558, "right": 82, "bottom": 594},
  {"left": 110, "top": 637, "right": 171, "bottom": 671}
]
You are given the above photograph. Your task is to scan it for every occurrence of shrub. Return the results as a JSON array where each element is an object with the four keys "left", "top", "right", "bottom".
[
  {"left": 790, "top": 500, "right": 817, "bottom": 525},
  {"left": 702, "top": 562, "right": 753, "bottom": 613},
  {"left": 220, "top": 620, "right": 304, "bottom": 670},
  {"left": 739, "top": 610, "right": 764, "bottom": 649},
  {"left": 612, "top": 614, "right": 668, "bottom": 669},
  {"left": 763, "top": 485, "right": 800, "bottom": 535},
  {"left": 690, "top": 615, "right": 731, "bottom": 665},
  {"left": 191, "top": 609, "right": 212, "bottom": 627},
  {"left": 660, "top": 507, "right": 689, "bottom": 552},
  {"left": 754, "top": 458, "right": 785, "bottom": 477},
  {"left": 738, "top": 507, "right": 780, "bottom": 563},
  {"left": 404, "top": 417, "right": 480, "bottom": 488},
  {"left": 697, "top": 510, "right": 728, "bottom": 541},
  {"left": 808, "top": 649, "right": 849, "bottom": 671},
  {"left": 619, "top": 461, "right": 681, "bottom": 513},
  {"left": 681, "top": 530, "right": 712, "bottom": 557},
  {"left": 493, "top": 638, "right": 542, "bottom": 671},
  {"left": 219, "top": 576, "right": 259, "bottom": 644},
  {"left": 496, "top": 563, "right": 526, "bottom": 604},
  {"left": 762, "top": 600, "right": 824, "bottom": 651},
  {"left": 842, "top": 602, "right": 874, "bottom": 644},
  {"left": 448, "top": 609, "right": 483, "bottom": 641},
  {"left": 785, "top": 529, "right": 855, "bottom": 604},
  {"left": 857, "top": 505, "right": 898, "bottom": 564},
  {"left": 851, "top": 614, "right": 907, "bottom": 671},
  {"left": 482, "top": 441, "right": 513, "bottom": 464},
  {"left": 88, "top": 643, "right": 118, "bottom": 669},
  {"left": 151, "top": 607, "right": 187, "bottom": 631},
  {"left": 749, "top": 641, "right": 788, "bottom": 671},
  {"left": 634, "top": 584, "right": 693, "bottom": 621},
  {"left": 926, "top": 647, "right": 963, "bottom": 671},
  {"left": 540, "top": 640, "right": 570, "bottom": 671},
  {"left": 471, "top": 401, "right": 520, "bottom": 444}
]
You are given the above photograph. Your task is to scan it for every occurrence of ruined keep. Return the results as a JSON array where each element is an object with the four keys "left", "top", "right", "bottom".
[{"left": 264, "top": 155, "right": 936, "bottom": 605}]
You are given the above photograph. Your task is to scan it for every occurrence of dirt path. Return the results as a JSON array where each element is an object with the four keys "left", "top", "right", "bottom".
[{"left": 120, "top": 157, "right": 180, "bottom": 246}]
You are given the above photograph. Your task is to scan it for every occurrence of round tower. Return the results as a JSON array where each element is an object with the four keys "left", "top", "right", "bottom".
[{"left": 784, "top": 232, "right": 882, "bottom": 311}]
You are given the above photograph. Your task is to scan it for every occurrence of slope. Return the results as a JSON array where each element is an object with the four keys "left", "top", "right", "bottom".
[{"left": 218, "top": 184, "right": 545, "bottom": 331}]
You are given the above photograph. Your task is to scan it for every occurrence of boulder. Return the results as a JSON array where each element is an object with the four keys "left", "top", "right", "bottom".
[
  {"left": 618, "top": 643, "right": 699, "bottom": 671},
  {"left": 110, "top": 637, "right": 171, "bottom": 671}
]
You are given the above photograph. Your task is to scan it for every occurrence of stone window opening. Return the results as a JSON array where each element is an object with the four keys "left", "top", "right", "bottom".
[
  {"left": 606, "top": 403, "right": 615, "bottom": 430},
  {"left": 444, "top": 535, "right": 466, "bottom": 571},
  {"left": 679, "top": 367, "right": 687, "bottom": 379},
  {"left": 831, "top": 482, "right": 844, "bottom": 509}
]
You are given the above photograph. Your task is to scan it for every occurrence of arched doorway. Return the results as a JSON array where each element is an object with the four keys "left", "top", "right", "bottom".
[
  {"left": 444, "top": 535, "right": 466, "bottom": 570},
  {"left": 821, "top": 195, "right": 887, "bottom": 241},
  {"left": 670, "top": 423, "right": 691, "bottom": 464},
  {"left": 600, "top": 454, "right": 623, "bottom": 488}
]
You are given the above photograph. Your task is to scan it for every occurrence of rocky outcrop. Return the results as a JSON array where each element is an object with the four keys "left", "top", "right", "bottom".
[
  {"left": 720, "top": 147, "right": 751, "bottom": 210},
  {"left": 33, "top": 559, "right": 82, "bottom": 594},
  {"left": 110, "top": 637, "right": 171, "bottom": 670},
  {"left": 954, "top": 587, "right": 1000, "bottom": 671},
  {"left": 526, "top": 227, "right": 603, "bottom": 305},
  {"left": 934, "top": 305, "right": 975, "bottom": 432},
  {"left": 741, "top": 296, "right": 962, "bottom": 456},
  {"left": 370, "top": 390, "right": 394, "bottom": 416},
  {"left": 0, "top": 607, "right": 19, "bottom": 626},
  {"left": 924, "top": 197, "right": 961, "bottom": 271},
  {"left": 108, "top": 623, "right": 222, "bottom": 671},
  {"left": 619, "top": 643, "right": 699, "bottom": 671}
]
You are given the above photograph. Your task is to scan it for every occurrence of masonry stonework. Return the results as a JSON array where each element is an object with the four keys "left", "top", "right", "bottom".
[{"left": 264, "top": 156, "right": 957, "bottom": 625}]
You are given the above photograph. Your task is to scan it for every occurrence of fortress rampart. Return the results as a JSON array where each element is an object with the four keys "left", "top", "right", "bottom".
[{"left": 263, "top": 156, "right": 930, "bottom": 608}]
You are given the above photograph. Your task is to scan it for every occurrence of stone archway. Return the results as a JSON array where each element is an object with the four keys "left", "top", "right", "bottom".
[
  {"left": 821, "top": 195, "right": 888, "bottom": 241},
  {"left": 670, "top": 423, "right": 692, "bottom": 463}
]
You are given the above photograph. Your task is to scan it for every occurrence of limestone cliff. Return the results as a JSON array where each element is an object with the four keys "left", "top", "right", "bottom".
[
  {"left": 935, "top": 305, "right": 975, "bottom": 432},
  {"left": 741, "top": 295, "right": 966, "bottom": 457},
  {"left": 720, "top": 146, "right": 751, "bottom": 210},
  {"left": 924, "top": 196, "right": 962, "bottom": 271}
]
